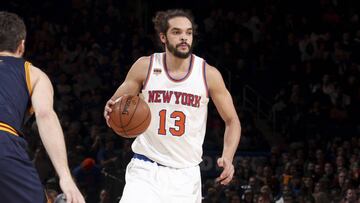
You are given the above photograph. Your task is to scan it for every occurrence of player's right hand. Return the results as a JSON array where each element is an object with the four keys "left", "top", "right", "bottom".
[
  {"left": 104, "top": 99, "right": 116, "bottom": 127},
  {"left": 104, "top": 97, "right": 123, "bottom": 127}
]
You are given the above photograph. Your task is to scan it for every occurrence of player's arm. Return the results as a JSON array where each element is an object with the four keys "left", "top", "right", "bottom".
[
  {"left": 111, "top": 56, "right": 150, "bottom": 99},
  {"left": 30, "top": 65, "right": 85, "bottom": 203},
  {"left": 104, "top": 56, "right": 150, "bottom": 125},
  {"left": 206, "top": 64, "right": 241, "bottom": 185}
]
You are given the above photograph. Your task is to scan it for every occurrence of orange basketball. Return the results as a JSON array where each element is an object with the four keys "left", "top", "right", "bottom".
[{"left": 108, "top": 95, "right": 151, "bottom": 138}]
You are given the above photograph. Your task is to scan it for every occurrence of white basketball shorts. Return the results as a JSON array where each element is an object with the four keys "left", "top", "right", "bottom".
[{"left": 119, "top": 154, "right": 202, "bottom": 203}]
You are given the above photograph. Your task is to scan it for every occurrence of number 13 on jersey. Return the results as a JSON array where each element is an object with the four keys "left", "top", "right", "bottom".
[{"left": 158, "top": 109, "right": 186, "bottom": 136}]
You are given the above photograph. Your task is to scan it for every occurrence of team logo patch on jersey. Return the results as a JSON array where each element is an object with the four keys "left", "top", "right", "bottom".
[{"left": 153, "top": 68, "right": 162, "bottom": 75}]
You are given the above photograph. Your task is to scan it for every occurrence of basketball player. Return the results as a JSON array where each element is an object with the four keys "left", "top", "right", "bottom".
[
  {"left": 104, "top": 9, "right": 241, "bottom": 203},
  {"left": 0, "top": 12, "right": 85, "bottom": 203}
]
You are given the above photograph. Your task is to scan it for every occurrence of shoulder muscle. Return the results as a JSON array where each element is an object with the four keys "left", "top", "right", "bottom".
[
  {"left": 205, "top": 64, "right": 227, "bottom": 95},
  {"left": 126, "top": 56, "right": 151, "bottom": 84}
]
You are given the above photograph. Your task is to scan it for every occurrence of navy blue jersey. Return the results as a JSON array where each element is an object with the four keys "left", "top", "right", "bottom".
[
  {"left": 0, "top": 57, "right": 46, "bottom": 202},
  {"left": 0, "top": 56, "right": 32, "bottom": 135}
]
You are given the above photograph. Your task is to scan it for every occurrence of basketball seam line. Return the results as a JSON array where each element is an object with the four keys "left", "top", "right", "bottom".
[
  {"left": 119, "top": 109, "right": 150, "bottom": 133},
  {"left": 109, "top": 114, "right": 127, "bottom": 136},
  {"left": 122, "top": 96, "right": 140, "bottom": 129},
  {"left": 118, "top": 96, "right": 128, "bottom": 137}
]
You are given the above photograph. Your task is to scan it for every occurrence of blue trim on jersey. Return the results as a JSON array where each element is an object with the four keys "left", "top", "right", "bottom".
[{"left": 133, "top": 153, "right": 164, "bottom": 166}]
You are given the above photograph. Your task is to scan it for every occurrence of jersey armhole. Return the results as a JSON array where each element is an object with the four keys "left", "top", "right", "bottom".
[
  {"left": 24, "top": 61, "right": 32, "bottom": 95},
  {"left": 202, "top": 60, "right": 210, "bottom": 98},
  {"left": 24, "top": 61, "right": 34, "bottom": 114},
  {"left": 142, "top": 54, "right": 154, "bottom": 90}
]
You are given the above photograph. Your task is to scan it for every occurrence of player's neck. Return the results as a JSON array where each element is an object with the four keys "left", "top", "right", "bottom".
[
  {"left": 165, "top": 52, "right": 191, "bottom": 71},
  {"left": 0, "top": 51, "right": 22, "bottom": 58}
]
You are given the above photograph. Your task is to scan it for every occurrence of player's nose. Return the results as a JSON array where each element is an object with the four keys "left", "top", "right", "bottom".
[
  {"left": 180, "top": 37, "right": 187, "bottom": 43},
  {"left": 180, "top": 33, "right": 188, "bottom": 41}
]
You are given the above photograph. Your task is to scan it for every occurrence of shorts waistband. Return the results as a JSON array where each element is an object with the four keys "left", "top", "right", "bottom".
[
  {"left": 133, "top": 153, "right": 164, "bottom": 166},
  {"left": 0, "top": 122, "right": 19, "bottom": 136}
]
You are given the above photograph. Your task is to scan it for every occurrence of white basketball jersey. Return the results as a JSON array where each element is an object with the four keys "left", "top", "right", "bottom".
[{"left": 132, "top": 52, "right": 209, "bottom": 168}]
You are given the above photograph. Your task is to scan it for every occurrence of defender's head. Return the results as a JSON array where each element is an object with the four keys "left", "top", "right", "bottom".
[{"left": 0, "top": 11, "right": 26, "bottom": 56}]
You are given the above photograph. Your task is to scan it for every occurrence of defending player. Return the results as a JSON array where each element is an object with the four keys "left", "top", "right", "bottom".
[{"left": 0, "top": 11, "right": 85, "bottom": 203}]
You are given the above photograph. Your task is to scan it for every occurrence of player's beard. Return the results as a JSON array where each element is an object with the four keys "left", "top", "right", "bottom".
[{"left": 166, "top": 41, "right": 192, "bottom": 59}]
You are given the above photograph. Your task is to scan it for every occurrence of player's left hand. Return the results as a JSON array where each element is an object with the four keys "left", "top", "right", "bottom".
[{"left": 216, "top": 157, "right": 234, "bottom": 185}]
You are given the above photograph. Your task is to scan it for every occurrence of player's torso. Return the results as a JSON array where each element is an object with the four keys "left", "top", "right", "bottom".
[
  {"left": 0, "top": 56, "right": 32, "bottom": 135},
  {"left": 132, "top": 52, "right": 209, "bottom": 168}
]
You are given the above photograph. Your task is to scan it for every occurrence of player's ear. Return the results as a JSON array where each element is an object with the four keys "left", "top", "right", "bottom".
[
  {"left": 17, "top": 40, "right": 25, "bottom": 56},
  {"left": 159, "top": 33, "right": 166, "bottom": 44}
]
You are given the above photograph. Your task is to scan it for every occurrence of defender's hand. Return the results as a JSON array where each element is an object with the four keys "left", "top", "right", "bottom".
[{"left": 59, "top": 177, "right": 85, "bottom": 203}]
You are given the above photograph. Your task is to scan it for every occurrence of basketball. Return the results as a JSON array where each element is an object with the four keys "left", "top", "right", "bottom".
[{"left": 108, "top": 95, "right": 151, "bottom": 138}]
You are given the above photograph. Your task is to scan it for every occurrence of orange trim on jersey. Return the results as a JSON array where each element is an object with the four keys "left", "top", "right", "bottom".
[
  {"left": 0, "top": 122, "right": 19, "bottom": 136},
  {"left": 24, "top": 61, "right": 34, "bottom": 114},
  {"left": 24, "top": 61, "right": 32, "bottom": 95},
  {"left": 142, "top": 55, "right": 154, "bottom": 90},
  {"left": 202, "top": 60, "right": 210, "bottom": 98},
  {"left": 163, "top": 54, "right": 194, "bottom": 82}
]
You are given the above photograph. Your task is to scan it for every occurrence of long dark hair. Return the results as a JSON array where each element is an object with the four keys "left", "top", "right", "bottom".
[{"left": 152, "top": 9, "right": 197, "bottom": 35}]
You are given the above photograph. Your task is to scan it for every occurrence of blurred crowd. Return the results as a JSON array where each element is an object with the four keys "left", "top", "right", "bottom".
[{"left": 3, "top": 0, "right": 360, "bottom": 202}]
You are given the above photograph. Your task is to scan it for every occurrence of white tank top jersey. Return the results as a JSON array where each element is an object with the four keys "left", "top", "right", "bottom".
[{"left": 132, "top": 52, "right": 210, "bottom": 168}]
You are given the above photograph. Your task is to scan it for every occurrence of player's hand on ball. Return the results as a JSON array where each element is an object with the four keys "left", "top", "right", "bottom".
[
  {"left": 107, "top": 95, "right": 151, "bottom": 138},
  {"left": 216, "top": 157, "right": 234, "bottom": 185},
  {"left": 104, "top": 97, "right": 122, "bottom": 127}
]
